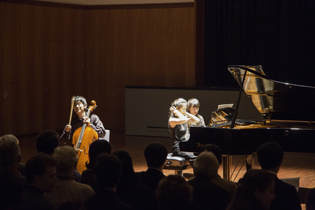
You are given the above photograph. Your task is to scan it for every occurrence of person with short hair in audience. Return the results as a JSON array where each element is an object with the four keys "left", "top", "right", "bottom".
[
  {"left": 19, "top": 153, "right": 58, "bottom": 210},
  {"left": 257, "top": 141, "right": 301, "bottom": 210},
  {"left": 137, "top": 142, "right": 168, "bottom": 192},
  {"left": 199, "top": 144, "right": 237, "bottom": 200},
  {"left": 45, "top": 146, "right": 94, "bottom": 206},
  {"left": 0, "top": 134, "right": 26, "bottom": 209},
  {"left": 80, "top": 140, "right": 112, "bottom": 192},
  {"left": 229, "top": 169, "right": 276, "bottom": 210},
  {"left": 36, "top": 129, "right": 81, "bottom": 182},
  {"left": 0, "top": 134, "right": 26, "bottom": 185},
  {"left": 306, "top": 188, "right": 315, "bottom": 210},
  {"left": 114, "top": 150, "right": 157, "bottom": 210},
  {"left": 156, "top": 175, "right": 193, "bottom": 210},
  {"left": 84, "top": 153, "right": 133, "bottom": 210},
  {"left": 189, "top": 151, "right": 231, "bottom": 210},
  {"left": 36, "top": 130, "right": 60, "bottom": 155}
]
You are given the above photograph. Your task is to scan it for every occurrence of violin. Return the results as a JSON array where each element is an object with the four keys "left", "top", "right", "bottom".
[{"left": 72, "top": 100, "right": 98, "bottom": 174}]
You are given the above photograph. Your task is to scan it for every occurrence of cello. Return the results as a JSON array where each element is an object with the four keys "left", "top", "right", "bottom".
[{"left": 72, "top": 100, "right": 98, "bottom": 174}]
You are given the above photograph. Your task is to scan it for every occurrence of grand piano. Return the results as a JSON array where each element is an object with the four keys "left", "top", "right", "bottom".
[{"left": 181, "top": 65, "right": 315, "bottom": 178}]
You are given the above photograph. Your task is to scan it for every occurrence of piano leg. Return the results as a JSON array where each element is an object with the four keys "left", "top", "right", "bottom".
[{"left": 222, "top": 155, "right": 232, "bottom": 180}]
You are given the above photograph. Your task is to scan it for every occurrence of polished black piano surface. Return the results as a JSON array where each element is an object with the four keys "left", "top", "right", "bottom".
[{"left": 181, "top": 65, "right": 315, "bottom": 155}]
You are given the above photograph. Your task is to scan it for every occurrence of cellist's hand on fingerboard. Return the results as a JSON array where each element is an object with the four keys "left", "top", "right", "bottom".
[{"left": 83, "top": 117, "right": 91, "bottom": 127}]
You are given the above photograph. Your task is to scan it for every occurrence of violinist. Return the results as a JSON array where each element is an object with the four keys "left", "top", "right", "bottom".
[
  {"left": 169, "top": 98, "right": 200, "bottom": 159},
  {"left": 60, "top": 96, "right": 106, "bottom": 146}
]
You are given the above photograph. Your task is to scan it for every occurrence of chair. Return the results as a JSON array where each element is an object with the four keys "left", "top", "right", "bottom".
[
  {"left": 99, "top": 129, "right": 110, "bottom": 142},
  {"left": 163, "top": 153, "right": 193, "bottom": 177}
]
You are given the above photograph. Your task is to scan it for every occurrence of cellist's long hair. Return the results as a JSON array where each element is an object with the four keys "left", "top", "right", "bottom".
[{"left": 169, "top": 98, "right": 187, "bottom": 117}]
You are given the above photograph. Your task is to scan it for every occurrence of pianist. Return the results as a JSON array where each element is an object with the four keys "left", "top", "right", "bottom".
[
  {"left": 168, "top": 98, "right": 200, "bottom": 159},
  {"left": 187, "top": 98, "right": 206, "bottom": 127}
]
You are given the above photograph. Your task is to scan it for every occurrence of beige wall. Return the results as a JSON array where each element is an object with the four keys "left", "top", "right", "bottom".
[{"left": 0, "top": 2, "right": 195, "bottom": 135}]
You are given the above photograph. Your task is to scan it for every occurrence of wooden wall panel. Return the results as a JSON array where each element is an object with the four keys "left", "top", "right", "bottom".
[
  {"left": 0, "top": 3, "right": 44, "bottom": 135},
  {"left": 85, "top": 6, "right": 195, "bottom": 129},
  {"left": 42, "top": 41, "right": 84, "bottom": 131},
  {"left": 0, "top": 2, "right": 195, "bottom": 135},
  {"left": 0, "top": 2, "right": 85, "bottom": 135}
]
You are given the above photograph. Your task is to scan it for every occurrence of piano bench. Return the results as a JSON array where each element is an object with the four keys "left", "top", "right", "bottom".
[{"left": 163, "top": 153, "right": 193, "bottom": 177}]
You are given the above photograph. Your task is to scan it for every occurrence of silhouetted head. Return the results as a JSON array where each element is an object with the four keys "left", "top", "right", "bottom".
[
  {"left": 112, "top": 150, "right": 135, "bottom": 181},
  {"left": 194, "top": 152, "right": 219, "bottom": 177},
  {"left": 157, "top": 175, "right": 193, "bottom": 210},
  {"left": 87, "top": 140, "right": 112, "bottom": 169},
  {"left": 144, "top": 142, "right": 168, "bottom": 168},
  {"left": 257, "top": 141, "right": 284, "bottom": 170},
  {"left": 94, "top": 153, "right": 121, "bottom": 189},
  {"left": 0, "top": 134, "right": 21, "bottom": 169},
  {"left": 199, "top": 144, "right": 222, "bottom": 165},
  {"left": 36, "top": 130, "right": 60, "bottom": 155}
]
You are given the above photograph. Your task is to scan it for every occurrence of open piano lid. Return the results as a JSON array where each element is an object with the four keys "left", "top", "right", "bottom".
[{"left": 228, "top": 65, "right": 315, "bottom": 122}]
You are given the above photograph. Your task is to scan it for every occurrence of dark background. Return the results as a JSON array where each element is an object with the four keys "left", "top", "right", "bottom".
[{"left": 204, "top": 0, "right": 315, "bottom": 88}]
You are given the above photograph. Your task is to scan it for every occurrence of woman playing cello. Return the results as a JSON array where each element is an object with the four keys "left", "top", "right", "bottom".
[
  {"left": 60, "top": 96, "right": 106, "bottom": 173},
  {"left": 60, "top": 96, "right": 106, "bottom": 145}
]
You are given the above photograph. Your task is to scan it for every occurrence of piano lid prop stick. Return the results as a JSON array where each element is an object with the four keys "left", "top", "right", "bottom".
[{"left": 230, "top": 70, "right": 247, "bottom": 128}]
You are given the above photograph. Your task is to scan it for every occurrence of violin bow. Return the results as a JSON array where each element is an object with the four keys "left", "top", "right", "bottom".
[{"left": 68, "top": 96, "right": 75, "bottom": 125}]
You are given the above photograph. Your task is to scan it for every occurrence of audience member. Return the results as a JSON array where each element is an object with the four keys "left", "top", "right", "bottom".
[
  {"left": 199, "top": 144, "right": 222, "bottom": 164},
  {"left": 257, "top": 141, "right": 301, "bottom": 210},
  {"left": 45, "top": 146, "right": 95, "bottom": 206},
  {"left": 156, "top": 175, "right": 193, "bottom": 210},
  {"left": 36, "top": 130, "right": 60, "bottom": 155},
  {"left": 199, "top": 144, "right": 237, "bottom": 199},
  {"left": 137, "top": 142, "right": 168, "bottom": 192},
  {"left": 36, "top": 129, "right": 81, "bottom": 182},
  {"left": 187, "top": 98, "right": 206, "bottom": 127},
  {"left": 306, "top": 188, "right": 315, "bottom": 210},
  {"left": 229, "top": 169, "right": 276, "bottom": 210},
  {"left": 19, "top": 153, "right": 57, "bottom": 210},
  {"left": 84, "top": 153, "right": 133, "bottom": 210},
  {"left": 114, "top": 150, "right": 157, "bottom": 210},
  {"left": 189, "top": 151, "right": 231, "bottom": 210},
  {"left": 80, "top": 140, "right": 112, "bottom": 191},
  {"left": 0, "top": 134, "right": 26, "bottom": 189}
]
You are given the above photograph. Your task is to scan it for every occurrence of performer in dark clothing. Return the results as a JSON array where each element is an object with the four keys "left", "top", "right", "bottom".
[
  {"left": 60, "top": 95, "right": 106, "bottom": 146},
  {"left": 19, "top": 153, "right": 58, "bottom": 210},
  {"left": 187, "top": 98, "right": 206, "bottom": 127},
  {"left": 168, "top": 98, "right": 200, "bottom": 158}
]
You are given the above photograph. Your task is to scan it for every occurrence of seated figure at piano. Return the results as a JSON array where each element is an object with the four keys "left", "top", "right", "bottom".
[
  {"left": 181, "top": 65, "right": 315, "bottom": 178},
  {"left": 187, "top": 98, "right": 206, "bottom": 127},
  {"left": 168, "top": 98, "right": 200, "bottom": 159}
]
